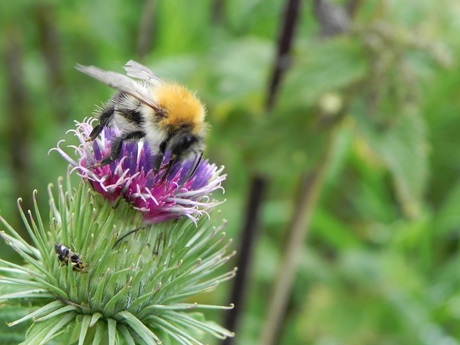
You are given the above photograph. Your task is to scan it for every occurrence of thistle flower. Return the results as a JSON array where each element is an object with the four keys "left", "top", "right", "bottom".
[
  {"left": 0, "top": 119, "right": 235, "bottom": 344},
  {"left": 0, "top": 176, "right": 236, "bottom": 344},
  {"left": 55, "top": 118, "right": 226, "bottom": 224}
]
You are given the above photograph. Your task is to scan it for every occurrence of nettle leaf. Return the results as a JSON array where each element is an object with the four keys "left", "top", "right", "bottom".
[
  {"left": 278, "top": 37, "right": 368, "bottom": 110},
  {"left": 242, "top": 107, "right": 326, "bottom": 177},
  {"left": 237, "top": 37, "right": 368, "bottom": 178},
  {"left": 207, "top": 37, "right": 273, "bottom": 102},
  {"left": 354, "top": 106, "right": 428, "bottom": 218}
]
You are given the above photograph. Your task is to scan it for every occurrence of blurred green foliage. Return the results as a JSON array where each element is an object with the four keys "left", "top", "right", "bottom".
[{"left": 1, "top": 0, "right": 460, "bottom": 344}]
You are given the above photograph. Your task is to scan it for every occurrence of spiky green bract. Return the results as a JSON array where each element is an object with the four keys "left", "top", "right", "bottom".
[{"left": 0, "top": 176, "right": 236, "bottom": 345}]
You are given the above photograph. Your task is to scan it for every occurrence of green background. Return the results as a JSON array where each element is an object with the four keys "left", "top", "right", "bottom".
[{"left": 1, "top": 0, "right": 460, "bottom": 344}]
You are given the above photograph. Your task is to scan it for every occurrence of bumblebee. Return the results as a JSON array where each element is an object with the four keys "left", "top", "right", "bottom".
[
  {"left": 76, "top": 60, "right": 207, "bottom": 176},
  {"left": 54, "top": 243, "right": 88, "bottom": 273}
]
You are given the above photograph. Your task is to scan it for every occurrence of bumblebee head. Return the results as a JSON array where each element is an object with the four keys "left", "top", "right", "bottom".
[{"left": 155, "top": 83, "right": 206, "bottom": 134}]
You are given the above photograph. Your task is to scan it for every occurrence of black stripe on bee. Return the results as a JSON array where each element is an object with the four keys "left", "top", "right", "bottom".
[
  {"left": 54, "top": 243, "right": 88, "bottom": 273},
  {"left": 119, "top": 108, "right": 144, "bottom": 125}
]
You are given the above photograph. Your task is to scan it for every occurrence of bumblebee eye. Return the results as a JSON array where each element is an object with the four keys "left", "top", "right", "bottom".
[
  {"left": 181, "top": 134, "right": 197, "bottom": 150},
  {"left": 182, "top": 135, "right": 195, "bottom": 147},
  {"left": 172, "top": 134, "right": 198, "bottom": 156}
]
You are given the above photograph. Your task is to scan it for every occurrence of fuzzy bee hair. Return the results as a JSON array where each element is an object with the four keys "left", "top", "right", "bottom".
[{"left": 76, "top": 60, "right": 207, "bottom": 176}]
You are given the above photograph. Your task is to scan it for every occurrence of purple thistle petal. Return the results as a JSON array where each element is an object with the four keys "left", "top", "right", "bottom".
[{"left": 52, "top": 118, "right": 226, "bottom": 224}]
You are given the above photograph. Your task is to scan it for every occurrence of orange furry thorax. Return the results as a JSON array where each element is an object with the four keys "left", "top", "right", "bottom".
[{"left": 154, "top": 83, "right": 205, "bottom": 133}]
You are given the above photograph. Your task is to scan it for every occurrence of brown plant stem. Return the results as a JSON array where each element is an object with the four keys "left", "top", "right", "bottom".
[
  {"left": 136, "top": 0, "right": 157, "bottom": 59},
  {"left": 257, "top": 2, "right": 359, "bottom": 342},
  {"left": 222, "top": 176, "right": 267, "bottom": 345},
  {"left": 212, "top": 0, "right": 226, "bottom": 25},
  {"left": 258, "top": 131, "right": 337, "bottom": 345},
  {"left": 222, "top": 0, "right": 302, "bottom": 343},
  {"left": 266, "top": 0, "right": 303, "bottom": 109}
]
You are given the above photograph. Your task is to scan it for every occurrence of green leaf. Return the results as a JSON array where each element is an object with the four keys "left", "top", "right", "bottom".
[
  {"left": 208, "top": 37, "right": 273, "bottom": 102},
  {"left": 312, "top": 208, "right": 361, "bottom": 249},
  {"left": 354, "top": 107, "right": 428, "bottom": 218},
  {"left": 434, "top": 179, "right": 460, "bottom": 235},
  {"left": 8, "top": 300, "right": 64, "bottom": 327},
  {"left": 91, "top": 321, "right": 106, "bottom": 345},
  {"left": 278, "top": 37, "right": 368, "bottom": 109},
  {"left": 77, "top": 314, "right": 92, "bottom": 345},
  {"left": 107, "top": 318, "right": 117, "bottom": 345},
  {"left": 33, "top": 305, "right": 78, "bottom": 322},
  {"left": 149, "top": 315, "right": 202, "bottom": 345},
  {"left": 22, "top": 312, "right": 75, "bottom": 345},
  {"left": 118, "top": 324, "right": 136, "bottom": 345},
  {"left": 116, "top": 311, "right": 161, "bottom": 345}
]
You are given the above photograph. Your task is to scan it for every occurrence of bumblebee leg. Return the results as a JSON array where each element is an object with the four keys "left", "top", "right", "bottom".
[
  {"left": 153, "top": 140, "right": 168, "bottom": 174},
  {"left": 188, "top": 151, "right": 203, "bottom": 179},
  {"left": 153, "top": 154, "right": 164, "bottom": 175},
  {"left": 87, "top": 105, "right": 115, "bottom": 141},
  {"left": 98, "top": 131, "right": 145, "bottom": 167},
  {"left": 160, "top": 155, "right": 178, "bottom": 182}
]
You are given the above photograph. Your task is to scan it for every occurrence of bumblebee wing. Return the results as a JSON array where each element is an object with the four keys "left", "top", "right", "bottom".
[
  {"left": 76, "top": 64, "right": 162, "bottom": 111},
  {"left": 124, "top": 60, "right": 162, "bottom": 85}
]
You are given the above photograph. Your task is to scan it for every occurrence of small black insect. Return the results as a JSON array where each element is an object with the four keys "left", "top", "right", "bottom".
[{"left": 54, "top": 243, "right": 88, "bottom": 273}]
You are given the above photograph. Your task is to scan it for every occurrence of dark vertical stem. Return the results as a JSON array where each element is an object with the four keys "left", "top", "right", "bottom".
[
  {"left": 345, "top": 0, "right": 363, "bottom": 17},
  {"left": 3, "top": 28, "right": 33, "bottom": 243},
  {"left": 211, "top": 0, "right": 226, "bottom": 25},
  {"left": 35, "top": 3, "right": 68, "bottom": 124},
  {"left": 266, "top": 0, "right": 302, "bottom": 110},
  {"left": 223, "top": 176, "right": 266, "bottom": 345},
  {"left": 136, "top": 0, "right": 157, "bottom": 59},
  {"left": 260, "top": 3, "right": 358, "bottom": 343},
  {"left": 222, "top": 0, "right": 302, "bottom": 343}
]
